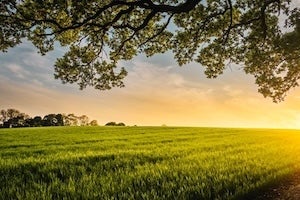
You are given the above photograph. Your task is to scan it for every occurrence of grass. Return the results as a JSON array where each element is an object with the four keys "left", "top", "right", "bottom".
[{"left": 0, "top": 126, "right": 300, "bottom": 199}]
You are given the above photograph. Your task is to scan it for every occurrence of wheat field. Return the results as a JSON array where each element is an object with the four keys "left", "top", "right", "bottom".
[{"left": 1, "top": 126, "right": 300, "bottom": 199}]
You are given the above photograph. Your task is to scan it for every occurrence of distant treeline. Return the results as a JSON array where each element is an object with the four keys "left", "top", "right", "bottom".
[
  {"left": 105, "top": 122, "right": 125, "bottom": 126},
  {"left": 0, "top": 108, "right": 98, "bottom": 128}
]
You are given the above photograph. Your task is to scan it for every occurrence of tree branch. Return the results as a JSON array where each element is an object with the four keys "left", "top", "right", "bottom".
[
  {"left": 222, "top": 0, "right": 233, "bottom": 45},
  {"left": 139, "top": 13, "right": 174, "bottom": 47}
]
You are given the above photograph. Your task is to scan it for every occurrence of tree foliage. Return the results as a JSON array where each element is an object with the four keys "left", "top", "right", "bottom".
[
  {"left": 63, "top": 113, "right": 79, "bottom": 126},
  {"left": 43, "top": 114, "right": 64, "bottom": 126},
  {"left": 105, "top": 122, "right": 117, "bottom": 126},
  {"left": 105, "top": 122, "right": 126, "bottom": 126},
  {"left": 78, "top": 115, "right": 89, "bottom": 126},
  {"left": 1, "top": 0, "right": 300, "bottom": 102},
  {"left": 89, "top": 120, "right": 98, "bottom": 126},
  {"left": 0, "top": 108, "right": 97, "bottom": 128}
]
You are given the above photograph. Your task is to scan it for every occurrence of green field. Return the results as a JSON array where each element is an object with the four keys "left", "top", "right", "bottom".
[{"left": 1, "top": 126, "right": 300, "bottom": 199}]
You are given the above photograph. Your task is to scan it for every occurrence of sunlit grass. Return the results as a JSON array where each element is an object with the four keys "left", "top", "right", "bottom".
[{"left": 0, "top": 126, "right": 300, "bottom": 199}]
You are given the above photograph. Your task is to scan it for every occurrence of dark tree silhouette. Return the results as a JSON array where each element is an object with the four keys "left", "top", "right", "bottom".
[
  {"left": 117, "top": 122, "right": 126, "bottom": 126},
  {"left": 42, "top": 114, "right": 58, "bottom": 126},
  {"left": 105, "top": 122, "right": 117, "bottom": 126},
  {"left": 32, "top": 116, "right": 42, "bottom": 127},
  {"left": 105, "top": 122, "right": 126, "bottom": 126}
]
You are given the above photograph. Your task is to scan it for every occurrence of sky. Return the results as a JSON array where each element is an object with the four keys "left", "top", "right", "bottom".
[{"left": 1, "top": 2, "right": 300, "bottom": 129}]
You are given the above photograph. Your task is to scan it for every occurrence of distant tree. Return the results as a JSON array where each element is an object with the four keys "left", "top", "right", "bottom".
[
  {"left": 0, "top": 109, "right": 31, "bottom": 128},
  {"left": 6, "top": 109, "right": 21, "bottom": 119},
  {"left": 3, "top": 121, "right": 11, "bottom": 128},
  {"left": 24, "top": 118, "right": 33, "bottom": 127},
  {"left": 41, "top": 114, "right": 64, "bottom": 126},
  {"left": 68, "top": 114, "right": 79, "bottom": 126},
  {"left": 43, "top": 114, "right": 58, "bottom": 126},
  {"left": 117, "top": 122, "right": 126, "bottom": 126},
  {"left": 18, "top": 113, "right": 30, "bottom": 121},
  {"left": 63, "top": 114, "right": 79, "bottom": 126},
  {"left": 0, "top": 109, "right": 8, "bottom": 124},
  {"left": 105, "top": 122, "right": 117, "bottom": 126},
  {"left": 5, "top": 116, "right": 27, "bottom": 128},
  {"left": 8, "top": 117, "right": 19, "bottom": 127},
  {"left": 55, "top": 114, "right": 64, "bottom": 126},
  {"left": 0, "top": 109, "right": 93, "bottom": 128},
  {"left": 89, "top": 120, "right": 98, "bottom": 126},
  {"left": 105, "top": 122, "right": 125, "bottom": 126},
  {"left": 62, "top": 114, "right": 71, "bottom": 126},
  {"left": 0, "top": 108, "right": 21, "bottom": 122},
  {"left": 32, "top": 116, "right": 42, "bottom": 127},
  {"left": 78, "top": 115, "right": 89, "bottom": 126}
]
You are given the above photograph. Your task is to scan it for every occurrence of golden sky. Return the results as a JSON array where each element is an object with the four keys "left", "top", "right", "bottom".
[{"left": 1, "top": 42, "right": 300, "bottom": 129}]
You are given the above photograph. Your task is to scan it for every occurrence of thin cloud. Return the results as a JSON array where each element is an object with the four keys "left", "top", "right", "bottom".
[{"left": 1, "top": 37, "right": 300, "bottom": 128}]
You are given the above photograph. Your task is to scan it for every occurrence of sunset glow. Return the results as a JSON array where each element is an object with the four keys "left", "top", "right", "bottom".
[{"left": 1, "top": 42, "right": 300, "bottom": 129}]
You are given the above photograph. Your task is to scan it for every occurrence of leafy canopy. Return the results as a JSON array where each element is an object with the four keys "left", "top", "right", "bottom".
[{"left": 1, "top": 0, "right": 300, "bottom": 102}]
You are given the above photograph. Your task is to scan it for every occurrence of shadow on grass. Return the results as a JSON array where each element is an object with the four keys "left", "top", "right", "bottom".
[{"left": 237, "top": 171, "right": 300, "bottom": 200}]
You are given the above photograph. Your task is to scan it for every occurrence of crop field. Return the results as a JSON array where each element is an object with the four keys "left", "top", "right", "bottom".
[{"left": 0, "top": 126, "right": 300, "bottom": 199}]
